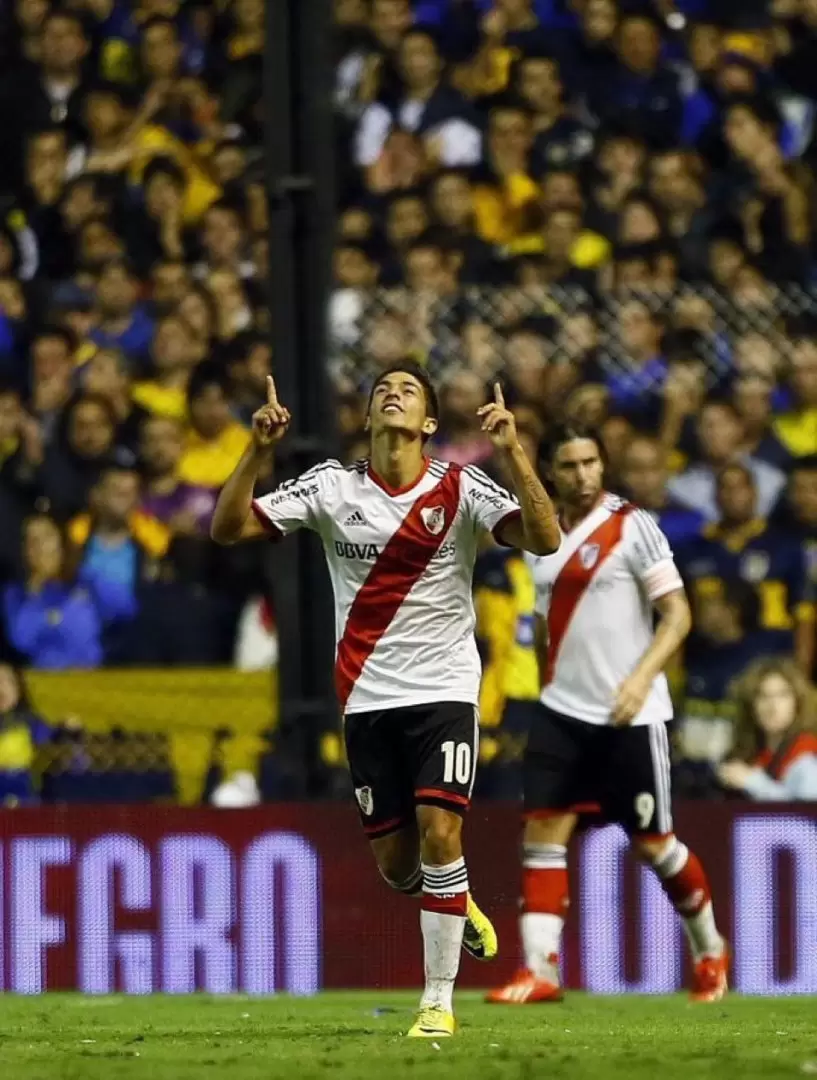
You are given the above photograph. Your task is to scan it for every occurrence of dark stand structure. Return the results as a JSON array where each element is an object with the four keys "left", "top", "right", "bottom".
[{"left": 265, "top": 0, "right": 337, "bottom": 792}]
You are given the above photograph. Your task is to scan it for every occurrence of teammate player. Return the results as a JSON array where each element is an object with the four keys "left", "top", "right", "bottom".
[
  {"left": 486, "top": 424, "right": 729, "bottom": 1005},
  {"left": 212, "top": 362, "right": 560, "bottom": 1036}
]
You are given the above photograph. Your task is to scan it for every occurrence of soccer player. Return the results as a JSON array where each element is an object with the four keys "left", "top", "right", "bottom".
[
  {"left": 486, "top": 423, "right": 729, "bottom": 1006},
  {"left": 211, "top": 362, "right": 560, "bottom": 1036}
]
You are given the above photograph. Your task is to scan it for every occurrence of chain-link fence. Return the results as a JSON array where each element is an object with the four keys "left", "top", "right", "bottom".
[{"left": 331, "top": 283, "right": 817, "bottom": 388}]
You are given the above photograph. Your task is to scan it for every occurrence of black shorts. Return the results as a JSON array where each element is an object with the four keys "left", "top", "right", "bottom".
[
  {"left": 343, "top": 701, "right": 478, "bottom": 839},
  {"left": 523, "top": 704, "right": 674, "bottom": 837}
]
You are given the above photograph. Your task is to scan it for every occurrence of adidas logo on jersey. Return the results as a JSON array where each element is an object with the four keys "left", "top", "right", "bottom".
[{"left": 343, "top": 510, "right": 368, "bottom": 527}]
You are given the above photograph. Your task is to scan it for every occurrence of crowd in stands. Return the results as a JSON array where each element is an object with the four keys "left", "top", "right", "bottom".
[
  {"left": 1, "top": 0, "right": 817, "bottom": 803},
  {"left": 332, "top": 0, "right": 817, "bottom": 802},
  {"left": 0, "top": 0, "right": 273, "bottom": 675}
]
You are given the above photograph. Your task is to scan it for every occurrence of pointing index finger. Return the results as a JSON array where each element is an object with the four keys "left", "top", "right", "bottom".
[
  {"left": 493, "top": 381, "right": 505, "bottom": 409},
  {"left": 266, "top": 375, "right": 278, "bottom": 405}
]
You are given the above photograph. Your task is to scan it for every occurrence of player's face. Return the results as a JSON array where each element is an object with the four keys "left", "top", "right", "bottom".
[
  {"left": 548, "top": 438, "right": 604, "bottom": 509},
  {"left": 754, "top": 673, "right": 797, "bottom": 737},
  {"left": 368, "top": 373, "right": 437, "bottom": 441}
]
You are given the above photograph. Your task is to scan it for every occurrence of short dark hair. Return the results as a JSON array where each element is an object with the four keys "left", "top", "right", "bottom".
[
  {"left": 141, "top": 14, "right": 179, "bottom": 37},
  {"left": 33, "top": 325, "right": 76, "bottom": 352},
  {"left": 541, "top": 422, "right": 606, "bottom": 464},
  {"left": 188, "top": 361, "right": 231, "bottom": 406},
  {"left": 0, "top": 378, "right": 21, "bottom": 401},
  {"left": 44, "top": 7, "right": 87, "bottom": 35},
  {"left": 724, "top": 93, "right": 781, "bottom": 134},
  {"left": 70, "top": 391, "right": 118, "bottom": 427},
  {"left": 716, "top": 461, "right": 755, "bottom": 491},
  {"left": 369, "top": 361, "right": 439, "bottom": 420},
  {"left": 143, "top": 154, "right": 186, "bottom": 191},
  {"left": 701, "top": 396, "right": 740, "bottom": 422}
]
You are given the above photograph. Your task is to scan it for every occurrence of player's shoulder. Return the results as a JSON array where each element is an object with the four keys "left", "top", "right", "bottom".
[
  {"left": 618, "top": 501, "right": 674, "bottom": 556},
  {"left": 602, "top": 492, "right": 637, "bottom": 516},
  {"left": 299, "top": 457, "right": 346, "bottom": 479},
  {"left": 460, "top": 462, "right": 517, "bottom": 500}
]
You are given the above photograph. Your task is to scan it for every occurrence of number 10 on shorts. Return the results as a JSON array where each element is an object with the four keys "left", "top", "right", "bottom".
[{"left": 441, "top": 740, "right": 473, "bottom": 785}]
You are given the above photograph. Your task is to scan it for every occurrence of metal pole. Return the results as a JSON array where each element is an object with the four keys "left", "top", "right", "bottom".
[{"left": 265, "top": 0, "right": 337, "bottom": 792}]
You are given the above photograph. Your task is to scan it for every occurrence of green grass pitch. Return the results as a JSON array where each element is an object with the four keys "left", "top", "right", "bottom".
[{"left": 2, "top": 992, "right": 816, "bottom": 1080}]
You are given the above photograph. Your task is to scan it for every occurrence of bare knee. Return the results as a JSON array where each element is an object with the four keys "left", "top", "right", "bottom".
[
  {"left": 370, "top": 825, "right": 421, "bottom": 891},
  {"left": 630, "top": 832, "right": 675, "bottom": 866},
  {"left": 524, "top": 813, "right": 577, "bottom": 848},
  {"left": 416, "top": 806, "right": 463, "bottom": 865}
]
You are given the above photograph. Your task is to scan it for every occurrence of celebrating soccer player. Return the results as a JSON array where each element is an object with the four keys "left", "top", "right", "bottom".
[
  {"left": 212, "top": 363, "right": 560, "bottom": 1037},
  {"left": 486, "top": 424, "right": 728, "bottom": 1006}
]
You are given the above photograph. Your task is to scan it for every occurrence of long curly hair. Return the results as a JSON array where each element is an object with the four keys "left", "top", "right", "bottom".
[{"left": 730, "top": 658, "right": 816, "bottom": 762}]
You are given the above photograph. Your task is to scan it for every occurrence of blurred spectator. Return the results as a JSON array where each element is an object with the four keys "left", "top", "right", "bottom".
[
  {"left": 178, "top": 362, "right": 250, "bottom": 487},
  {"left": 0, "top": 380, "right": 41, "bottom": 578},
  {"left": 0, "top": 8, "right": 90, "bottom": 197},
  {"left": 678, "top": 579, "right": 760, "bottom": 776},
  {"left": 80, "top": 348, "right": 150, "bottom": 457},
  {"left": 472, "top": 102, "right": 538, "bottom": 246},
  {"left": 619, "top": 434, "right": 705, "bottom": 547},
  {"left": 718, "top": 658, "right": 817, "bottom": 800},
  {"left": 355, "top": 26, "right": 481, "bottom": 174},
  {"left": 67, "top": 465, "right": 169, "bottom": 661},
  {"left": 513, "top": 52, "right": 594, "bottom": 174},
  {"left": 225, "top": 332, "right": 271, "bottom": 426},
  {"left": 731, "top": 373, "right": 791, "bottom": 471},
  {"left": 42, "top": 392, "right": 132, "bottom": 521},
  {"left": 88, "top": 259, "right": 155, "bottom": 366},
  {"left": 667, "top": 399, "right": 786, "bottom": 521},
  {"left": 433, "top": 368, "right": 492, "bottom": 465},
  {"left": 591, "top": 13, "right": 682, "bottom": 150},
  {"left": 677, "top": 463, "right": 813, "bottom": 671},
  {"left": 140, "top": 415, "right": 216, "bottom": 534},
  {"left": 30, "top": 327, "right": 75, "bottom": 435},
  {"left": 132, "top": 312, "right": 200, "bottom": 420},
  {"left": 773, "top": 320, "right": 817, "bottom": 458},
  {"left": 474, "top": 542, "right": 538, "bottom": 799},
  {"left": 3, "top": 514, "right": 103, "bottom": 669},
  {"left": 0, "top": 662, "right": 51, "bottom": 805},
  {"left": 604, "top": 300, "right": 666, "bottom": 415}
]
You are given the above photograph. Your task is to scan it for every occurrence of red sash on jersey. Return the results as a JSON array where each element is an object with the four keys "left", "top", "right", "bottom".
[
  {"left": 545, "top": 507, "right": 632, "bottom": 684},
  {"left": 335, "top": 466, "right": 462, "bottom": 711}
]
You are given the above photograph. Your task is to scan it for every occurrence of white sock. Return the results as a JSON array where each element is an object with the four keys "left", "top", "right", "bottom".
[
  {"left": 651, "top": 837, "right": 723, "bottom": 960},
  {"left": 419, "top": 858, "right": 468, "bottom": 1012},
  {"left": 520, "top": 842, "right": 566, "bottom": 980},
  {"left": 681, "top": 902, "right": 723, "bottom": 961},
  {"left": 521, "top": 914, "right": 563, "bottom": 980}
]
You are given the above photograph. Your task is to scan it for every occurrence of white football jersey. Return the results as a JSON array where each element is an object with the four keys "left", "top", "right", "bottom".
[
  {"left": 252, "top": 457, "right": 521, "bottom": 714},
  {"left": 528, "top": 493, "right": 684, "bottom": 727}
]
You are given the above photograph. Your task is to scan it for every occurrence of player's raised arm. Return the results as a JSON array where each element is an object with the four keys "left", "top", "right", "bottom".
[
  {"left": 477, "top": 383, "right": 560, "bottom": 555},
  {"left": 211, "top": 376, "right": 290, "bottom": 545}
]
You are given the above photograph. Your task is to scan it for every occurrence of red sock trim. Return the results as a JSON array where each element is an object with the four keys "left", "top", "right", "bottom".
[
  {"left": 421, "top": 891, "right": 468, "bottom": 917},
  {"left": 522, "top": 867, "right": 569, "bottom": 916},
  {"left": 661, "top": 849, "right": 712, "bottom": 916}
]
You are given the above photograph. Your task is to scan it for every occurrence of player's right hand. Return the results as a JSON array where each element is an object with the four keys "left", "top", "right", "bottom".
[{"left": 251, "top": 375, "right": 290, "bottom": 449}]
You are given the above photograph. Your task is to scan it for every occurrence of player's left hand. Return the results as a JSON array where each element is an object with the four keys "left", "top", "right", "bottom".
[
  {"left": 477, "top": 382, "right": 518, "bottom": 451},
  {"left": 716, "top": 761, "right": 754, "bottom": 790},
  {"left": 612, "top": 672, "right": 652, "bottom": 725}
]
